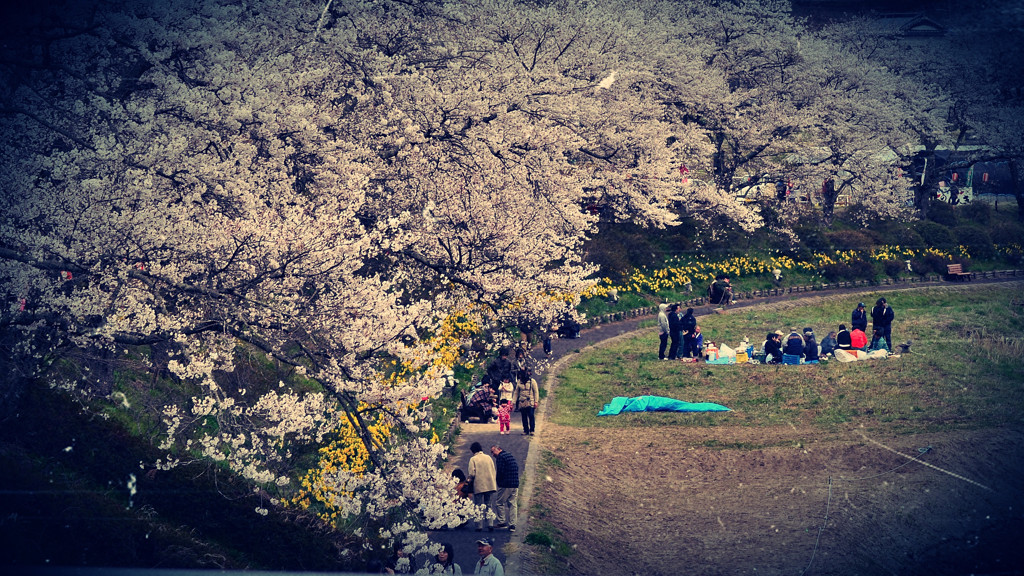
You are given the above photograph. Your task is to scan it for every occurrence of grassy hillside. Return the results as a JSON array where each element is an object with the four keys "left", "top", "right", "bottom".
[{"left": 550, "top": 284, "right": 1024, "bottom": 439}]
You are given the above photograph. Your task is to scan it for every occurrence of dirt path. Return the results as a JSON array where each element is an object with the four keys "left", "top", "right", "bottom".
[{"left": 520, "top": 279, "right": 1024, "bottom": 576}]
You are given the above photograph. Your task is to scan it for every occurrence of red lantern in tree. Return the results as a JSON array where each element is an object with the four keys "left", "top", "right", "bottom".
[
  {"left": 951, "top": 172, "right": 959, "bottom": 182},
  {"left": 982, "top": 172, "right": 989, "bottom": 183}
]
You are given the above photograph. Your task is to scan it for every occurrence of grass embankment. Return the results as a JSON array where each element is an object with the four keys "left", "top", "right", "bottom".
[
  {"left": 550, "top": 284, "right": 1024, "bottom": 439},
  {"left": 524, "top": 284, "right": 1024, "bottom": 572}
]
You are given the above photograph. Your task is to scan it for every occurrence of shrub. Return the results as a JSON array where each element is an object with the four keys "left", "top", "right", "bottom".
[
  {"left": 824, "top": 229, "right": 874, "bottom": 250},
  {"left": 821, "top": 258, "right": 875, "bottom": 281},
  {"left": 954, "top": 225, "right": 996, "bottom": 260},
  {"left": 820, "top": 262, "right": 852, "bottom": 282},
  {"left": 914, "top": 221, "right": 957, "bottom": 251},
  {"left": 883, "top": 226, "right": 926, "bottom": 250},
  {"left": 882, "top": 259, "right": 905, "bottom": 278},
  {"left": 928, "top": 200, "right": 958, "bottom": 227},
  {"left": 914, "top": 252, "right": 953, "bottom": 275},
  {"left": 959, "top": 201, "right": 992, "bottom": 225},
  {"left": 848, "top": 258, "right": 877, "bottom": 279},
  {"left": 990, "top": 222, "right": 1024, "bottom": 246},
  {"left": 793, "top": 223, "right": 832, "bottom": 253}
]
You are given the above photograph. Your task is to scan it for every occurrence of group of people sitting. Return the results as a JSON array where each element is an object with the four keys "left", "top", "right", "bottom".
[
  {"left": 761, "top": 299, "right": 894, "bottom": 364},
  {"left": 762, "top": 327, "right": 823, "bottom": 364}
]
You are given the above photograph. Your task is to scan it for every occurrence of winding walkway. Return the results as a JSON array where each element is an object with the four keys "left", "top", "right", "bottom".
[{"left": 438, "top": 271, "right": 1024, "bottom": 575}]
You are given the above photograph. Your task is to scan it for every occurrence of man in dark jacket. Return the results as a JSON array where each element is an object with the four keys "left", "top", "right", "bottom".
[
  {"left": 490, "top": 444, "right": 520, "bottom": 532},
  {"left": 851, "top": 302, "right": 868, "bottom": 332},
  {"left": 783, "top": 329, "right": 805, "bottom": 358},
  {"left": 680, "top": 307, "right": 697, "bottom": 358},
  {"left": 667, "top": 304, "right": 683, "bottom": 360},
  {"left": 870, "top": 297, "right": 895, "bottom": 350},
  {"left": 486, "top": 347, "right": 513, "bottom": 393}
]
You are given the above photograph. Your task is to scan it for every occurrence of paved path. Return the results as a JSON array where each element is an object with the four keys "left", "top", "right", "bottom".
[{"left": 431, "top": 273, "right": 1024, "bottom": 574}]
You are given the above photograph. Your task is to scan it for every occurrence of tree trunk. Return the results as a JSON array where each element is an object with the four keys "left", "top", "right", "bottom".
[{"left": 1010, "top": 158, "right": 1024, "bottom": 222}]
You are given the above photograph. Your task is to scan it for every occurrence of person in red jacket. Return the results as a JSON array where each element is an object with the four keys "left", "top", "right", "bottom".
[{"left": 850, "top": 327, "right": 868, "bottom": 350}]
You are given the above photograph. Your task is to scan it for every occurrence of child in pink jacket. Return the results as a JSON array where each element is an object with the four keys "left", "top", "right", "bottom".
[{"left": 497, "top": 399, "right": 512, "bottom": 434}]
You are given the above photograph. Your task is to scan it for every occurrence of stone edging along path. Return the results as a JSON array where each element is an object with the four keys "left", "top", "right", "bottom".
[{"left": 451, "top": 271, "right": 1024, "bottom": 575}]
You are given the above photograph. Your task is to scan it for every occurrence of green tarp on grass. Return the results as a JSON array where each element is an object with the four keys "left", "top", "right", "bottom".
[{"left": 597, "top": 395, "right": 731, "bottom": 416}]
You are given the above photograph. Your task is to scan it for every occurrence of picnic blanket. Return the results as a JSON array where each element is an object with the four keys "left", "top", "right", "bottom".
[
  {"left": 597, "top": 395, "right": 731, "bottom": 416},
  {"left": 834, "top": 349, "right": 889, "bottom": 362}
]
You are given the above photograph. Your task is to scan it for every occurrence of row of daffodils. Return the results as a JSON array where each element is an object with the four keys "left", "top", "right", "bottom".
[{"left": 580, "top": 245, "right": 1017, "bottom": 299}]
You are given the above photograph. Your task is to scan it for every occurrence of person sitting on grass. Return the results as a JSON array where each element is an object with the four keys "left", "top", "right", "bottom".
[
  {"left": 850, "top": 326, "right": 868, "bottom": 351},
  {"left": 803, "top": 328, "right": 820, "bottom": 362},
  {"left": 783, "top": 328, "right": 805, "bottom": 358},
  {"left": 867, "top": 327, "right": 890, "bottom": 353},
  {"left": 836, "top": 324, "right": 852, "bottom": 350},
  {"left": 764, "top": 332, "right": 784, "bottom": 364},
  {"left": 820, "top": 330, "right": 838, "bottom": 357}
]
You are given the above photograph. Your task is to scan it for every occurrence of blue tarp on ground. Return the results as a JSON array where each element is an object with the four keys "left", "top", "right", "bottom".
[{"left": 597, "top": 395, "right": 731, "bottom": 416}]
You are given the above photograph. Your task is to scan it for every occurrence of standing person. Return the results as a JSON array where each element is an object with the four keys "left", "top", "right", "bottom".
[
  {"left": 485, "top": 348, "right": 512, "bottom": 394},
  {"left": 657, "top": 303, "right": 670, "bottom": 360},
  {"left": 512, "top": 371, "right": 539, "bottom": 436},
  {"left": 473, "top": 538, "right": 504, "bottom": 576},
  {"left": 511, "top": 347, "right": 528, "bottom": 383},
  {"left": 542, "top": 325, "right": 553, "bottom": 357},
  {"left": 420, "top": 542, "right": 462, "bottom": 575},
  {"left": 490, "top": 445, "right": 519, "bottom": 532},
  {"left": 851, "top": 302, "right": 868, "bottom": 332},
  {"left": 468, "top": 442, "right": 497, "bottom": 532},
  {"left": 871, "top": 297, "right": 895, "bottom": 350},
  {"left": 680, "top": 307, "right": 697, "bottom": 358},
  {"left": 802, "top": 328, "right": 820, "bottom": 362},
  {"left": 497, "top": 377, "right": 514, "bottom": 406},
  {"left": 667, "top": 304, "right": 683, "bottom": 360},
  {"left": 496, "top": 399, "right": 512, "bottom": 435}
]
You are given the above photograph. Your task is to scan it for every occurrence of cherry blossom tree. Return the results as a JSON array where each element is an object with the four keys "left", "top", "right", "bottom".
[
  {"left": 0, "top": 0, "right": 710, "bottom": 552},
  {"left": 1, "top": 0, "right": 985, "bottom": 555}
]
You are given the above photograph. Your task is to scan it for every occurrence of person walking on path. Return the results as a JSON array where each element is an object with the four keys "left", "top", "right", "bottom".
[
  {"left": 512, "top": 371, "right": 539, "bottom": 436},
  {"left": 667, "top": 304, "right": 683, "bottom": 359},
  {"left": 467, "top": 442, "right": 497, "bottom": 531},
  {"left": 473, "top": 538, "right": 504, "bottom": 576},
  {"left": 490, "top": 445, "right": 519, "bottom": 533},
  {"left": 851, "top": 302, "right": 868, "bottom": 332},
  {"left": 657, "top": 303, "right": 670, "bottom": 360},
  {"left": 871, "top": 297, "right": 895, "bottom": 350},
  {"left": 496, "top": 399, "right": 512, "bottom": 435}
]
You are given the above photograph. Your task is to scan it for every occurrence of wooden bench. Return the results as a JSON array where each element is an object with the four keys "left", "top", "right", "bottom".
[{"left": 946, "top": 263, "right": 974, "bottom": 281}]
